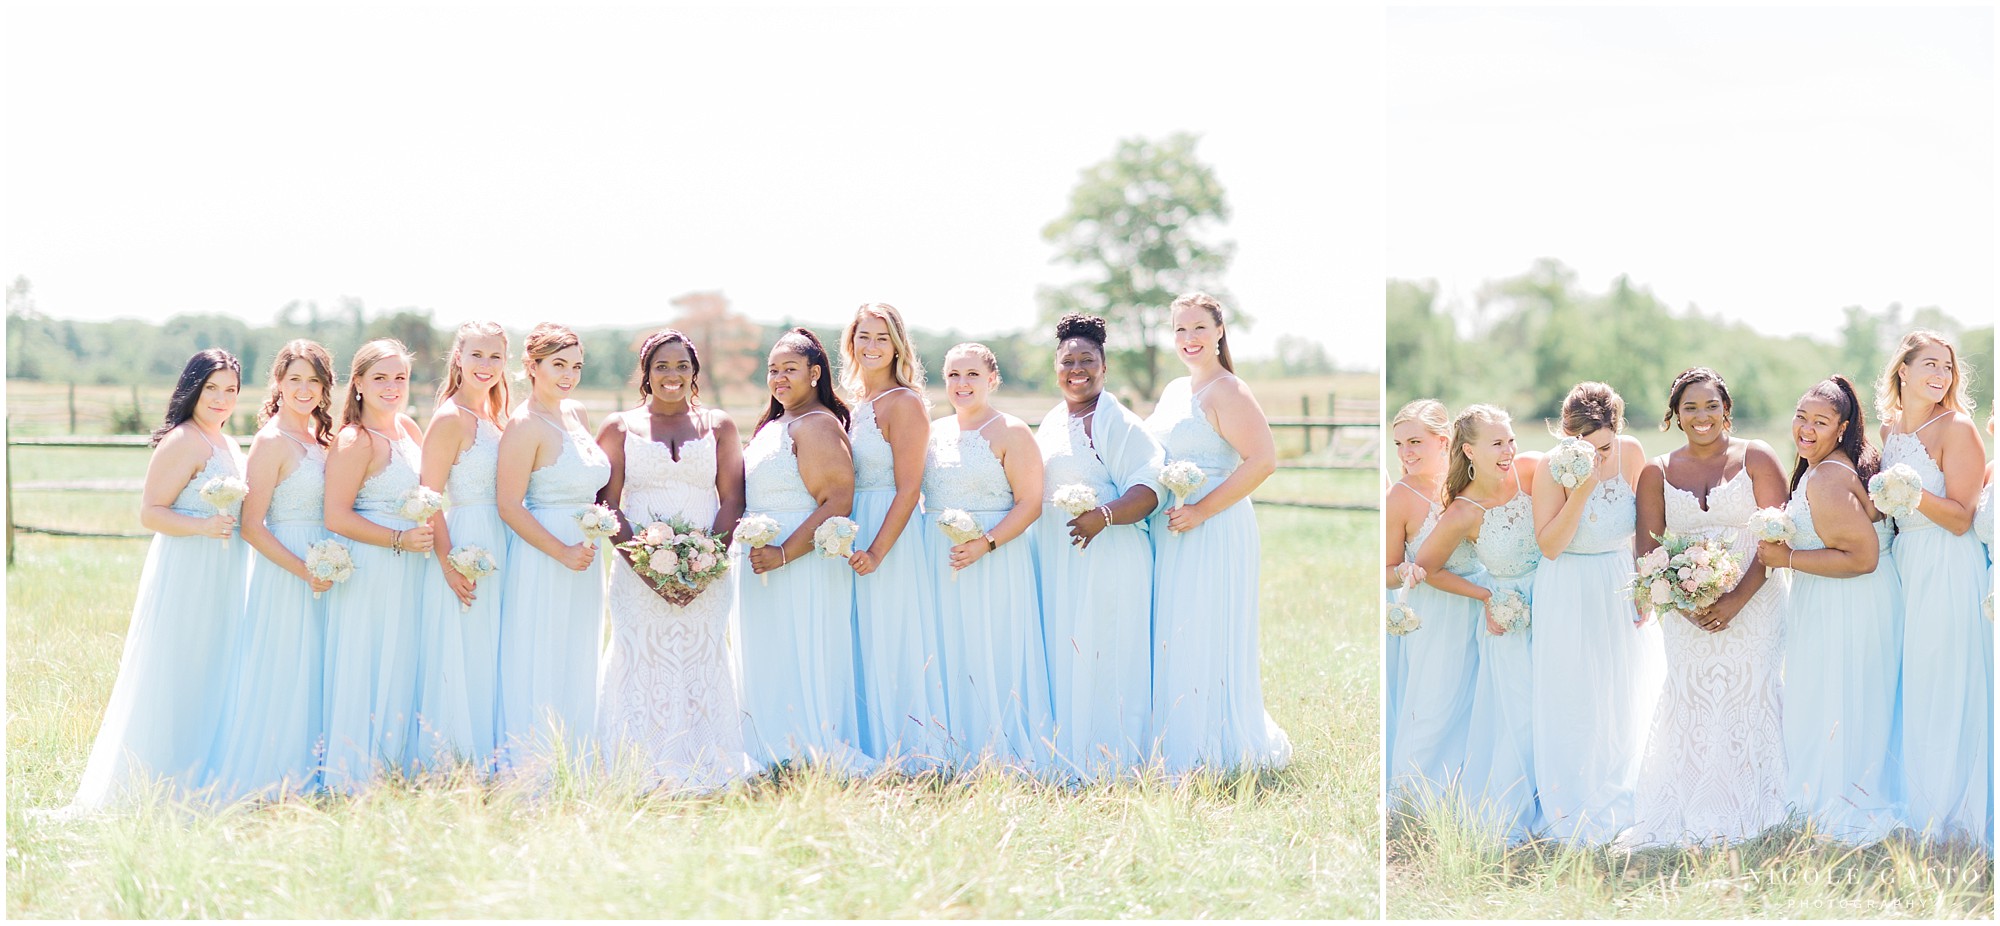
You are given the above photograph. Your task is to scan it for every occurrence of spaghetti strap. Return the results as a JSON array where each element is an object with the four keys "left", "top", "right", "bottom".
[
  {"left": 1815, "top": 458, "right": 1859, "bottom": 477},
  {"left": 1460, "top": 496, "right": 1492, "bottom": 512},
  {"left": 968, "top": 411, "right": 1004, "bottom": 437},
  {"left": 1391, "top": 480, "right": 1434, "bottom": 506},
  {"left": 1190, "top": 374, "right": 1238, "bottom": 403},
  {"left": 1913, "top": 410, "right": 1953, "bottom": 434},
  {"left": 788, "top": 408, "right": 839, "bottom": 427},
  {"left": 869, "top": 386, "right": 914, "bottom": 404}
]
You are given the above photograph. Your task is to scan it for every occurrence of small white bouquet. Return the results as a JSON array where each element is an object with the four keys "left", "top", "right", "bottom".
[
  {"left": 1385, "top": 590, "right": 1420, "bottom": 636},
  {"left": 1627, "top": 531, "right": 1744, "bottom": 618},
  {"left": 937, "top": 508, "right": 984, "bottom": 583},
  {"left": 1051, "top": 483, "right": 1100, "bottom": 555},
  {"left": 303, "top": 538, "right": 355, "bottom": 600},
  {"left": 1867, "top": 463, "right": 1925, "bottom": 520},
  {"left": 1160, "top": 460, "right": 1207, "bottom": 512},
  {"left": 1748, "top": 507, "right": 1797, "bottom": 546},
  {"left": 619, "top": 516, "right": 731, "bottom": 606},
  {"left": 1545, "top": 437, "right": 1595, "bottom": 490},
  {"left": 198, "top": 475, "right": 248, "bottom": 522},
  {"left": 446, "top": 545, "right": 498, "bottom": 613},
  {"left": 733, "top": 513, "right": 782, "bottom": 587},
  {"left": 396, "top": 486, "right": 447, "bottom": 557},
  {"left": 814, "top": 516, "right": 859, "bottom": 558},
  {"left": 1488, "top": 589, "right": 1530, "bottom": 636},
  {"left": 575, "top": 503, "right": 620, "bottom": 544}
]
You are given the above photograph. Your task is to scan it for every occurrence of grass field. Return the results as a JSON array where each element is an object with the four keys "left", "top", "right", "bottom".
[{"left": 4, "top": 447, "right": 1378, "bottom": 918}]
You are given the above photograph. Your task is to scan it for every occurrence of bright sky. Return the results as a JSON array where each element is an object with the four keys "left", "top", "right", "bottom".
[
  {"left": 1388, "top": 6, "right": 1994, "bottom": 337},
  {"left": 1, "top": 2, "right": 1384, "bottom": 369}
]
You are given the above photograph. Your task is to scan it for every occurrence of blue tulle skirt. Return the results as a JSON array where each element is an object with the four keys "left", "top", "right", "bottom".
[
  {"left": 930, "top": 508, "right": 1055, "bottom": 773},
  {"left": 204, "top": 521, "right": 328, "bottom": 803},
  {"left": 413, "top": 504, "right": 507, "bottom": 770},
  {"left": 1784, "top": 561, "right": 1903, "bottom": 844},
  {"left": 1036, "top": 505, "right": 1154, "bottom": 780},
  {"left": 1388, "top": 569, "right": 1484, "bottom": 801},
  {"left": 494, "top": 506, "right": 606, "bottom": 773},
  {"left": 1892, "top": 525, "right": 1991, "bottom": 846},
  {"left": 1462, "top": 571, "right": 1538, "bottom": 842},
  {"left": 72, "top": 530, "right": 250, "bottom": 808},
  {"left": 1148, "top": 491, "right": 1291, "bottom": 775},
  {"left": 321, "top": 511, "right": 427, "bottom": 791},
  {"left": 850, "top": 489, "right": 949, "bottom": 770},
  {"left": 1385, "top": 596, "right": 1403, "bottom": 779},
  {"left": 733, "top": 509, "right": 873, "bottom": 774}
]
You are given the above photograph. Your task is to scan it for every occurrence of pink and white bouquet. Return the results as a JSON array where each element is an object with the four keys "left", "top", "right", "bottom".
[
  {"left": 814, "top": 516, "right": 859, "bottom": 558},
  {"left": 1748, "top": 507, "right": 1797, "bottom": 546},
  {"left": 446, "top": 545, "right": 498, "bottom": 613},
  {"left": 1867, "top": 463, "right": 1924, "bottom": 520},
  {"left": 575, "top": 503, "right": 620, "bottom": 544},
  {"left": 733, "top": 513, "right": 782, "bottom": 587},
  {"left": 1488, "top": 589, "right": 1530, "bottom": 636},
  {"left": 1628, "top": 531, "right": 1744, "bottom": 618},
  {"left": 303, "top": 538, "right": 355, "bottom": 599},
  {"left": 618, "top": 516, "right": 729, "bottom": 607},
  {"left": 396, "top": 486, "right": 447, "bottom": 556},
  {"left": 937, "top": 508, "right": 983, "bottom": 582},
  {"left": 1385, "top": 590, "right": 1420, "bottom": 636},
  {"left": 1545, "top": 437, "right": 1595, "bottom": 490}
]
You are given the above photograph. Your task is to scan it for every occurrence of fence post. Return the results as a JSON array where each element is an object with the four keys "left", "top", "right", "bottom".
[
  {"left": 68, "top": 382, "right": 77, "bottom": 434},
  {"left": 6, "top": 416, "right": 14, "bottom": 565},
  {"left": 1300, "top": 395, "right": 1312, "bottom": 453}
]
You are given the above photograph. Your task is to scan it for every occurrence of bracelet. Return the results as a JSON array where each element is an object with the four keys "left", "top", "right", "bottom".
[
  {"left": 1787, "top": 550, "right": 1794, "bottom": 572},
  {"left": 390, "top": 529, "right": 403, "bottom": 555},
  {"left": 1096, "top": 505, "right": 1114, "bottom": 527},
  {"left": 778, "top": 545, "right": 788, "bottom": 567},
  {"left": 983, "top": 532, "right": 998, "bottom": 552}
]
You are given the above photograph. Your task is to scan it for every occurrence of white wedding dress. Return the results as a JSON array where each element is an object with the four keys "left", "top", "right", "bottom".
[
  {"left": 1619, "top": 468, "right": 1790, "bottom": 848},
  {"left": 594, "top": 423, "right": 756, "bottom": 790}
]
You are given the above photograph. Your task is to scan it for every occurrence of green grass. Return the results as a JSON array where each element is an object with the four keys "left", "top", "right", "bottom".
[{"left": 4, "top": 445, "right": 1377, "bottom": 917}]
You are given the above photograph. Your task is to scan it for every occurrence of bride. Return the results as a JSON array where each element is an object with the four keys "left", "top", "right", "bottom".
[
  {"left": 1621, "top": 367, "right": 1791, "bottom": 847},
  {"left": 593, "top": 330, "right": 757, "bottom": 789}
]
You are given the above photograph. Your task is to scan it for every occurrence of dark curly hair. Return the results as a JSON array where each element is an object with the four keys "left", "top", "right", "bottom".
[
  {"left": 1054, "top": 313, "right": 1108, "bottom": 350},
  {"left": 1660, "top": 367, "right": 1733, "bottom": 432},
  {"left": 152, "top": 349, "right": 242, "bottom": 446},
  {"left": 634, "top": 328, "right": 702, "bottom": 403}
]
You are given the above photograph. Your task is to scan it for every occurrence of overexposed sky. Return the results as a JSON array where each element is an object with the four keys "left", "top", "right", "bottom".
[
  {"left": 1388, "top": 6, "right": 1994, "bottom": 336},
  {"left": 1, "top": 2, "right": 1384, "bottom": 368}
]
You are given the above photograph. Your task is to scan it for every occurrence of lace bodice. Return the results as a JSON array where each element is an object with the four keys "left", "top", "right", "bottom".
[
  {"left": 1663, "top": 467, "right": 1760, "bottom": 572},
  {"left": 850, "top": 395, "right": 901, "bottom": 492},
  {"left": 1038, "top": 410, "right": 1116, "bottom": 502},
  {"left": 1568, "top": 472, "right": 1637, "bottom": 555},
  {"left": 1880, "top": 431, "right": 1946, "bottom": 532},
  {"left": 266, "top": 438, "right": 326, "bottom": 524},
  {"left": 445, "top": 415, "right": 501, "bottom": 506},
  {"left": 1784, "top": 463, "right": 1893, "bottom": 554},
  {"left": 743, "top": 417, "right": 823, "bottom": 513},
  {"left": 525, "top": 419, "right": 612, "bottom": 510},
  {"left": 621, "top": 425, "right": 719, "bottom": 526},
  {"left": 1408, "top": 499, "right": 1481, "bottom": 575},
  {"left": 1976, "top": 481, "right": 1993, "bottom": 549},
  {"left": 924, "top": 416, "right": 1015, "bottom": 512},
  {"left": 169, "top": 439, "right": 246, "bottom": 518},
  {"left": 1143, "top": 376, "right": 1242, "bottom": 480},
  {"left": 354, "top": 430, "right": 422, "bottom": 515},
  {"left": 1469, "top": 492, "right": 1539, "bottom": 579}
]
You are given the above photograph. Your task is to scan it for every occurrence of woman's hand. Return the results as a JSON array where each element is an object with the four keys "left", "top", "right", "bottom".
[
  {"left": 200, "top": 513, "right": 237, "bottom": 539},
  {"left": 948, "top": 538, "right": 989, "bottom": 570},
  {"left": 1482, "top": 595, "right": 1505, "bottom": 635},
  {"left": 748, "top": 543, "right": 787, "bottom": 575},
  {"left": 1754, "top": 539, "right": 1791, "bottom": 570},
  {"left": 400, "top": 522, "right": 436, "bottom": 555},
  {"left": 1394, "top": 561, "right": 1427, "bottom": 589},
  {"left": 849, "top": 548, "right": 880, "bottom": 576},
  {"left": 556, "top": 540, "right": 595, "bottom": 572},
  {"left": 1166, "top": 501, "right": 1212, "bottom": 535},
  {"left": 441, "top": 563, "right": 478, "bottom": 607},
  {"left": 1067, "top": 509, "right": 1111, "bottom": 550}
]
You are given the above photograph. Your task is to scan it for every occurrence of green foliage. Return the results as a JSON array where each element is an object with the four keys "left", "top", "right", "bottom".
[{"left": 1040, "top": 133, "right": 1237, "bottom": 399}]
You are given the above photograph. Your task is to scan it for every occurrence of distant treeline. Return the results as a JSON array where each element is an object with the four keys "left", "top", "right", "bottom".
[{"left": 1387, "top": 259, "right": 1995, "bottom": 430}]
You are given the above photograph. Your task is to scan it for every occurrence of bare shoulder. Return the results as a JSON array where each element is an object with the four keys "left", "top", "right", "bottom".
[
  {"left": 705, "top": 407, "right": 740, "bottom": 443},
  {"left": 789, "top": 411, "right": 849, "bottom": 444},
  {"left": 395, "top": 413, "right": 424, "bottom": 443},
  {"left": 1209, "top": 375, "right": 1265, "bottom": 415},
  {"left": 332, "top": 424, "right": 372, "bottom": 455},
  {"left": 596, "top": 408, "right": 633, "bottom": 441},
  {"left": 1741, "top": 437, "right": 1784, "bottom": 472}
]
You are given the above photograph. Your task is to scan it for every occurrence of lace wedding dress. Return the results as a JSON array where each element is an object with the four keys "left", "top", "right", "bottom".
[{"left": 1619, "top": 468, "right": 1789, "bottom": 847}]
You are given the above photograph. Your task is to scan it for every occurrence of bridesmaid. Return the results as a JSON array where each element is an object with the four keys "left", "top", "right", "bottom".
[
  {"left": 205, "top": 341, "right": 336, "bottom": 803},
  {"left": 838, "top": 304, "right": 949, "bottom": 769},
  {"left": 413, "top": 321, "right": 510, "bottom": 770},
  {"left": 1384, "top": 399, "right": 1482, "bottom": 802},
  {"left": 1527, "top": 383, "right": 1660, "bottom": 843},
  {"left": 495, "top": 323, "right": 612, "bottom": 772},
  {"left": 1754, "top": 375, "right": 1901, "bottom": 844},
  {"left": 1875, "top": 329, "right": 1990, "bottom": 846},
  {"left": 322, "top": 338, "right": 435, "bottom": 791},
  {"left": 1143, "top": 293, "right": 1291, "bottom": 774},
  {"left": 735, "top": 327, "right": 873, "bottom": 774},
  {"left": 1414, "top": 404, "right": 1542, "bottom": 842},
  {"left": 1033, "top": 314, "right": 1165, "bottom": 780},
  {"left": 927, "top": 342, "right": 1052, "bottom": 772},
  {"left": 72, "top": 349, "right": 250, "bottom": 809}
]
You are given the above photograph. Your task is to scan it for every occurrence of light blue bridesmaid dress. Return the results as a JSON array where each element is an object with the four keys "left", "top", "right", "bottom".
[
  {"left": 1385, "top": 594, "right": 1402, "bottom": 779},
  {"left": 1980, "top": 477, "right": 1995, "bottom": 843},
  {"left": 495, "top": 412, "right": 612, "bottom": 773},
  {"left": 72, "top": 432, "right": 250, "bottom": 809},
  {"left": 733, "top": 411, "right": 874, "bottom": 774},
  {"left": 322, "top": 427, "right": 429, "bottom": 791},
  {"left": 848, "top": 391, "right": 949, "bottom": 769},
  {"left": 1143, "top": 376, "right": 1291, "bottom": 774},
  {"left": 1387, "top": 489, "right": 1484, "bottom": 801},
  {"left": 1034, "top": 391, "right": 1164, "bottom": 780},
  {"left": 1884, "top": 416, "right": 1991, "bottom": 847},
  {"left": 205, "top": 432, "right": 328, "bottom": 802},
  {"left": 1459, "top": 489, "right": 1540, "bottom": 842},
  {"left": 1781, "top": 460, "right": 1902, "bottom": 844},
  {"left": 412, "top": 411, "right": 502, "bottom": 770},
  {"left": 926, "top": 412, "right": 1055, "bottom": 773},
  {"left": 1530, "top": 449, "right": 1665, "bottom": 844}
]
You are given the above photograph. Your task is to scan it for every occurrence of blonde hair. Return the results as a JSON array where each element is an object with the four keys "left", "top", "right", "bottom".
[
  {"left": 340, "top": 338, "right": 414, "bottom": 440},
  {"left": 437, "top": 320, "right": 511, "bottom": 427},
  {"left": 1876, "top": 328, "right": 1976, "bottom": 423},
  {"left": 838, "top": 303, "right": 928, "bottom": 408},
  {"left": 1445, "top": 404, "right": 1511, "bottom": 503},
  {"left": 1392, "top": 398, "right": 1449, "bottom": 436},
  {"left": 944, "top": 342, "right": 1001, "bottom": 384},
  {"left": 1558, "top": 381, "right": 1624, "bottom": 437},
  {"left": 522, "top": 322, "right": 582, "bottom": 388}
]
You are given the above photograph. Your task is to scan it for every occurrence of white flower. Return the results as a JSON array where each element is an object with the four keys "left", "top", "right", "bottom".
[
  {"left": 733, "top": 513, "right": 781, "bottom": 549},
  {"left": 1386, "top": 599, "right": 1421, "bottom": 635},
  {"left": 1546, "top": 437, "right": 1596, "bottom": 490},
  {"left": 1749, "top": 507, "right": 1796, "bottom": 545},
  {"left": 575, "top": 504, "right": 620, "bottom": 543},
  {"left": 1868, "top": 464, "right": 1925, "bottom": 520},
  {"left": 814, "top": 516, "right": 859, "bottom": 558},
  {"left": 640, "top": 521, "right": 672, "bottom": 547},
  {"left": 303, "top": 539, "right": 356, "bottom": 599},
  {"left": 396, "top": 486, "right": 446, "bottom": 523},
  {"left": 1051, "top": 483, "right": 1100, "bottom": 517},
  {"left": 1160, "top": 460, "right": 1207, "bottom": 510},
  {"left": 1488, "top": 590, "right": 1530, "bottom": 635},
  {"left": 199, "top": 475, "right": 248, "bottom": 513},
  {"left": 937, "top": 508, "right": 983, "bottom": 545}
]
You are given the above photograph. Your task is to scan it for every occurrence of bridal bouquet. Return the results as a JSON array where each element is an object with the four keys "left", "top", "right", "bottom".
[
  {"left": 1748, "top": 507, "right": 1797, "bottom": 546},
  {"left": 575, "top": 503, "right": 620, "bottom": 544},
  {"left": 1545, "top": 437, "right": 1595, "bottom": 490},
  {"left": 1051, "top": 483, "right": 1100, "bottom": 554},
  {"left": 303, "top": 539, "right": 355, "bottom": 599},
  {"left": 1385, "top": 590, "right": 1420, "bottom": 635},
  {"left": 1867, "top": 463, "right": 1924, "bottom": 520},
  {"left": 814, "top": 516, "right": 859, "bottom": 558},
  {"left": 937, "top": 508, "right": 983, "bottom": 582},
  {"left": 198, "top": 475, "right": 248, "bottom": 521},
  {"left": 1488, "top": 589, "right": 1530, "bottom": 636},
  {"left": 1160, "top": 461, "right": 1207, "bottom": 515},
  {"left": 733, "top": 513, "right": 781, "bottom": 587},
  {"left": 1628, "top": 531, "right": 1743, "bottom": 617},
  {"left": 445, "top": 545, "right": 498, "bottom": 613},
  {"left": 618, "top": 517, "right": 729, "bottom": 607},
  {"left": 396, "top": 486, "right": 446, "bottom": 556}
]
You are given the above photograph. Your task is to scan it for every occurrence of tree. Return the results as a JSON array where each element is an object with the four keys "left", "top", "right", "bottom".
[
  {"left": 668, "top": 291, "right": 763, "bottom": 408},
  {"left": 1039, "top": 133, "right": 1235, "bottom": 399}
]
